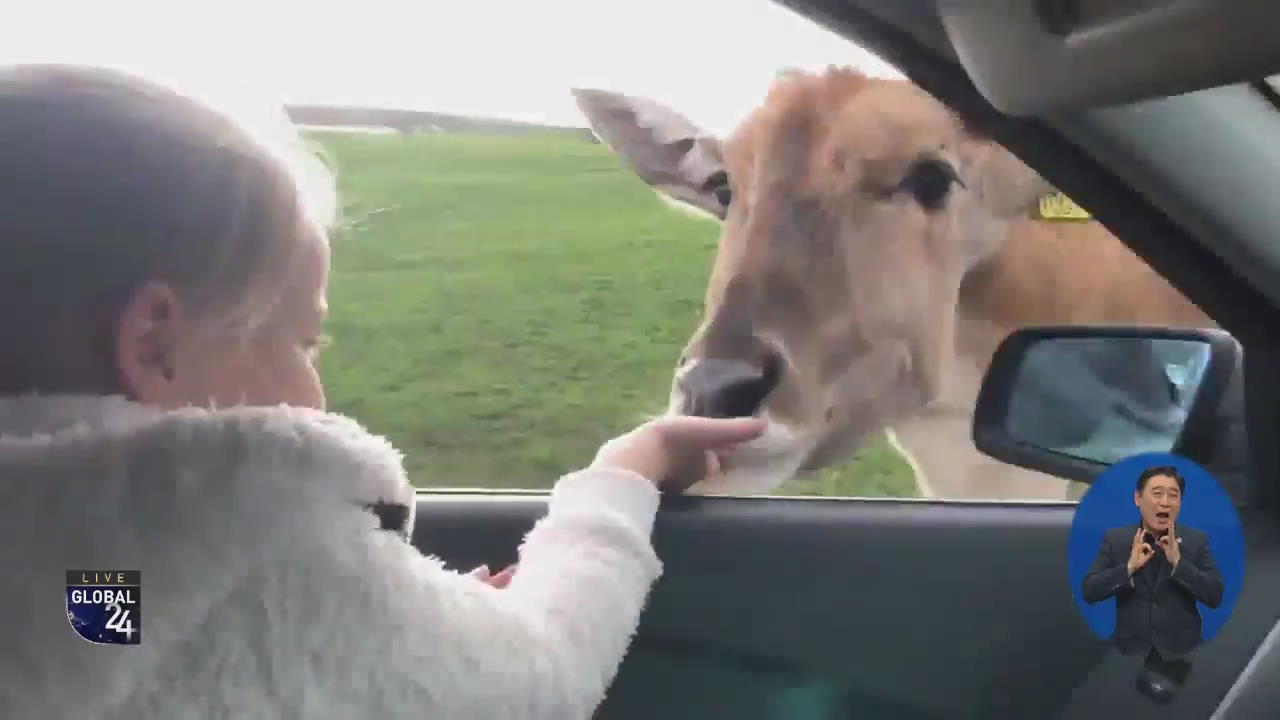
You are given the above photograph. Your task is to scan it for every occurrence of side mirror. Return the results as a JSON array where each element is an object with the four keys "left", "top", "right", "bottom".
[{"left": 973, "top": 327, "right": 1246, "bottom": 490}]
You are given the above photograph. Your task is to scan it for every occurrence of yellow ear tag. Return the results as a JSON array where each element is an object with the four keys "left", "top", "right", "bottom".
[{"left": 1037, "top": 192, "right": 1092, "bottom": 221}]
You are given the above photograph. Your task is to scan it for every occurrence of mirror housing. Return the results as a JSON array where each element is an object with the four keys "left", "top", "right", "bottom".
[{"left": 973, "top": 326, "right": 1245, "bottom": 491}]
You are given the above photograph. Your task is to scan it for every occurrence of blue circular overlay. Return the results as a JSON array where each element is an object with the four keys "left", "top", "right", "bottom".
[{"left": 1067, "top": 452, "right": 1245, "bottom": 642}]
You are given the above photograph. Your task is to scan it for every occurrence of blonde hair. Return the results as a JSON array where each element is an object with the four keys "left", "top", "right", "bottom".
[{"left": 0, "top": 63, "right": 335, "bottom": 394}]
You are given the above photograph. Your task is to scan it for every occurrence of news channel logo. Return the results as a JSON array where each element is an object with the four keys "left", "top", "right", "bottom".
[{"left": 66, "top": 570, "right": 141, "bottom": 645}]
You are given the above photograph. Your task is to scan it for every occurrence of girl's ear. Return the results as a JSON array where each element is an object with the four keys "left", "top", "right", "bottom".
[{"left": 114, "top": 281, "right": 187, "bottom": 405}]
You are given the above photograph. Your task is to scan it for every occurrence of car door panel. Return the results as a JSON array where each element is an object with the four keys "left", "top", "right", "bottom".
[
  {"left": 1209, "top": 618, "right": 1280, "bottom": 718},
  {"left": 410, "top": 496, "right": 1277, "bottom": 718}
]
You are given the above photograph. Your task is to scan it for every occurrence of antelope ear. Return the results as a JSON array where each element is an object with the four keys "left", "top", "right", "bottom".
[{"left": 572, "top": 88, "right": 729, "bottom": 220}]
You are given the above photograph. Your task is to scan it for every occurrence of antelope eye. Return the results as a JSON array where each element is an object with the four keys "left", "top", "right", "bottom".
[{"left": 899, "top": 157, "right": 963, "bottom": 211}]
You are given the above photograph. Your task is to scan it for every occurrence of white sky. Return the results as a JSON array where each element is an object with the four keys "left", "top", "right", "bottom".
[{"left": 4, "top": 0, "right": 902, "bottom": 135}]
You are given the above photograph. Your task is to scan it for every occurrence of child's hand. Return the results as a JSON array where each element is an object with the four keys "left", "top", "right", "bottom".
[
  {"left": 468, "top": 564, "right": 516, "bottom": 589},
  {"left": 591, "top": 415, "right": 767, "bottom": 492}
]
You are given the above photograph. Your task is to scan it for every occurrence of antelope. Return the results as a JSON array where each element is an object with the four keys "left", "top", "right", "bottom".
[{"left": 574, "top": 67, "right": 1211, "bottom": 500}]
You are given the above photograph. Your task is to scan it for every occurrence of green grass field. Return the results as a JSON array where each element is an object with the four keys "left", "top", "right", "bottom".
[{"left": 307, "top": 129, "right": 916, "bottom": 497}]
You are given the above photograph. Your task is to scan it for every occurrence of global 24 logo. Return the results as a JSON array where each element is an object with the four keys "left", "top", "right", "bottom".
[{"left": 66, "top": 570, "right": 141, "bottom": 645}]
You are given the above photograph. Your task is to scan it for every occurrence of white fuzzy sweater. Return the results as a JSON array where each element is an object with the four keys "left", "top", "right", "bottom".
[{"left": 0, "top": 395, "right": 663, "bottom": 720}]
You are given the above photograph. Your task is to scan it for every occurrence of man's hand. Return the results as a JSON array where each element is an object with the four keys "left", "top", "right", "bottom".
[
  {"left": 1128, "top": 527, "right": 1155, "bottom": 576},
  {"left": 469, "top": 564, "right": 516, "bottom": 589},
  {"left": 1157, "top": 523, "right": 1181, "bottom": 570}
]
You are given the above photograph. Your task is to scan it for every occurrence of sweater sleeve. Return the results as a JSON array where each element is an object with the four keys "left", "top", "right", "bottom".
[{"left": 272, "top": 465, "right": 663, "bottom": 720}]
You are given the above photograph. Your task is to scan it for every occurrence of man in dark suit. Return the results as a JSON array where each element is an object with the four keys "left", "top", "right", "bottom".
[{"left": 1081, "top": 465, "right": 1225, "bottom": 658}]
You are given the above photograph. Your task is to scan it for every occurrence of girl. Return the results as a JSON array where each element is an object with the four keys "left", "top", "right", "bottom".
[{"left": 0, "top": 64, "right": 764, "bottom": 719}]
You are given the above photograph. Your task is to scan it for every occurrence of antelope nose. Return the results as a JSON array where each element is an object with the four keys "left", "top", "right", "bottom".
[{"left": 677, "top": 355, "right": 782, "bottom": 418}]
